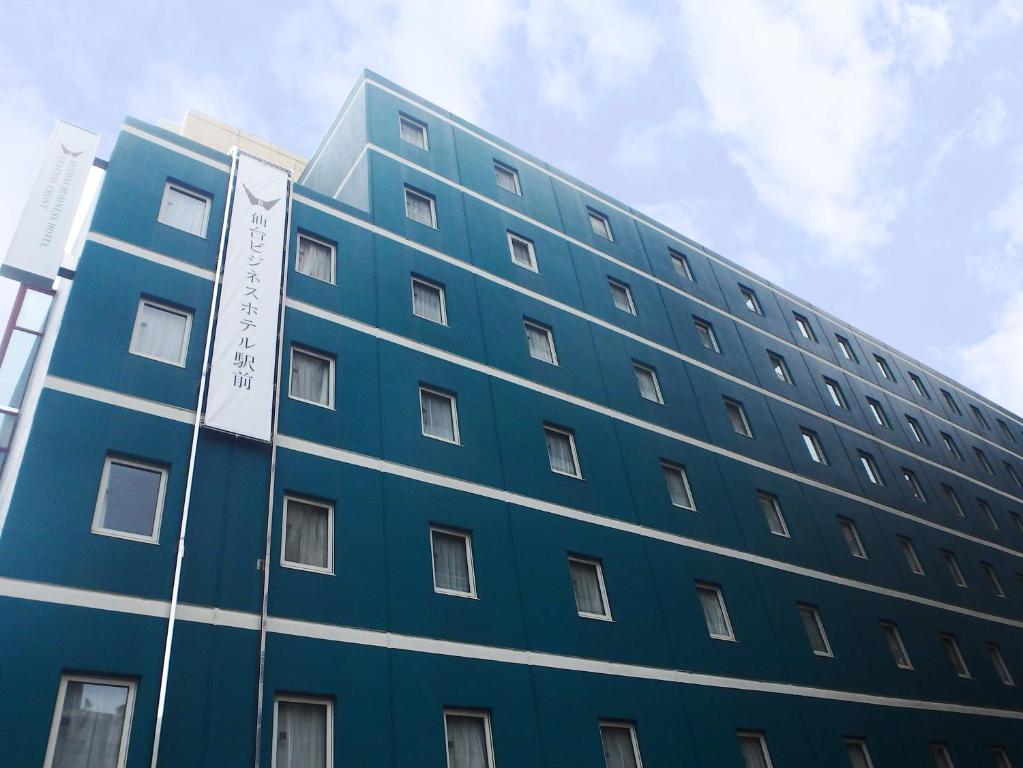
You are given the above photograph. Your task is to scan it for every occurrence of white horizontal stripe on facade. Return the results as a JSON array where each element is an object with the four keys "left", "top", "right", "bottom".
[
  {"left": 120, "top": 123, "right": 231, "bottom": 173},
  {"left": 87, "top": 232, "right": 217, "bottom": 280},
  {"left": 44, "top": 376, "right": 196, "bottom": 424},
  {"left": 1, "top": 575, "right": 1020, "bottom": 720},
  {"left": 363, "top": 78, "right": 1023, "bottom": 434}
]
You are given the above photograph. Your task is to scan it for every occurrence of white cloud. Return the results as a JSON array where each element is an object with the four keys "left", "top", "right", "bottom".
[
  {"left": 970, "top": 94, "right": 1008, "bottom": 148},
  {"left": 957, "top": 292, "right": 1023, "bottom": 414},
  {"left": 899, "top": 3, "right": 953, "bottom": 74},
  {"left": 611, "top": 109, "right": 701, "bottom": 168}
]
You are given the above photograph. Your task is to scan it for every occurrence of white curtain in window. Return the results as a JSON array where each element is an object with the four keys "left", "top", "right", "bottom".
[
  {"left": 421, "top": 390, "right": 455, "bottom": 441},
  {"left": 400, "top": 119, "right": 425, "bottom": 148},
  {"left": 102, "top": 461, "right": 162, "bottom": 536},
  {"left": 698, "top": 588, "right": 729, "bottom": 637},
  {"left": 635, "top": 368, "right": 659, "bottom": 401},
  {"left": 446, "top": 715, "right": 489, "bottom": 768},
  {"left": 297, "top": 238, "right": 332, "bottom": 282},
  {"left": 52, "top": 681, "right": 128, "bottom": 768},
  {"left": 292, "top": 352, "right": 330, "bottom": 405},
  {"left": 525, "top": 325, "right": 553, "bottom": 363},
  {"left": 412, "top": 281, "right": 443, "bottom": 322},
  {"left": 546, "top": 430, "right": 576, "bottom": 475},
  {"left": 600, "top": 726, "right": 638, "bottom": 768},
  {"left": 570, "top": 560, "right": 604, "bottom": 615},
  {"left": 433, "top": 530, "right": 470, "bottom": 592},
  {"left": 276, "top": 701, "right": 327, "bottom": 768},
  {"left": 160, "top": 187, "right": 206, "bottom": 235},
  {"left": 406, "top": 192, "right": 433, "bottom": 226},
  {"left": 800, "top": 608, "right": 828, "bottom": 653},
  {"left": 739, "top": 736, "right": 770, "bottom": 768},
  {"left": 285, "top": 500, "right": 329, "bottom": 569},
  {"left": 847, "top": 743, "right": 871, "bottom": 768},
  {"left": 134, "top": 303, "right": 187, "bottom": 363},
  {"left": 663, "top": 465, "right": 692, "bottom": 508},
  {"left": 510, "top": 239, "right": 532, "bottom": 267}
]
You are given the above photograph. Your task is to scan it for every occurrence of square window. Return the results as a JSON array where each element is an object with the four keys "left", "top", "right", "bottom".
[
  {"left": 275, "top": 696, "right": 332, "bottom": 768},
  {"left": 670, "top": 248, "right": 693, "bottom": 280},
  {"left": 757, "top": 491, "right": 790, "bottom": 537},
  {"left": 411, "top": 276, "right": 447, "bottom": 325},
  {"left": 799, "top": 603, "right": 833, "bottom": 656},
  {"left": 846, "top": 739, "right": 875, "bottom": 768},
  {"left": 738, "top": 731, "right": 774, "bottom": 768},
  {"left": 942, "top": 550, "right": 968, "bottom": 588},
  {"left": 399, "top": 113, "right": 428, "bottom": 149},
  {"left": 545, "top": 425, "right": 581, "bottom": 478},
  {"left": 589, "top": 209, "right": 613, "bottom": 240},
  {"left": 444, "top": 710, "right": 494, "bottom": 768},
  {"left": 881, "top": 622, "right": 913, "bottom": 669},
  {"left": 725, "top": 398, "right": 753, "bottom": 438},
  {"left": 906, "top": 415, "right": 929, "bottom": 444},
  {"left": 931, "top": 743, "right": 956, "bottom": 768},
  {"left": 129, "top": 299, "right": 192, "bottom": 367},
  {"left": 838, "top": 517, "right": 868, "bottom": 559},
  {"left": 740, "top": 285, "right": 763, "bottom": 314},
  {"left": 941, "top": 633, "right": 971, "bottom": 677},
  {"left": 942, "top": 389, "right": 962, "bottom": 416},
  {"left": 988, "top": 643, "right": 1015, "bottom": 685},
  {"left": 633, "top": 362, "right": 663, "bottom": 404},
  {"left": 874, "top": 354, "right": 895, "bottom": 381},
  {"left": 859, "top": 452, "right": 883, "bottom": 485},
  {"left": 909, "top": 372, "right": 930, "bottom": 399},
  {"left": 902, "top": 468, "right": 926, "bottom": 502},
  {"left": 767, "top": 351, "right": 791, "bottom": 384},
  {"left": 493, "top": 160, "right": 522, "bottom": 195},
  {"left": 971, "top": 404, "right": 991, "bottom": 430},
  {"left": 158, "top": 182, "right": 210, "bottom": 237},
  {"left": 507, "top": 232, "right": 537, "bottom": 271},
  {"left": 420, "top": 386, "right": 459, "bottom": 444},
  {"left": 431, "top": 527, "right": 476, "bottom": 597},
  {"left": 290, "top": 347, "right": 334, "bottom": 408},
  {"left": 942, "top": 485, "right": 965, "bottom": 516},
  {"left": 898, "top": 536, "right": 925, "bottom": 575},
  {"left": 662, "top": 461, "right": 695, "bottom": 510},
  {"left": 599, "top": 721, "right": 643, "bottom": 768},
  {"left": 296, "top": 234, "right": 335, "bottom": 284},
  {"left": 793, "top": 313, "right": 817, "bottom": 341},
  {"left": 982, "top": 562, "right": 1005, "bottom": 597},
  {"left": 44, "top": 675, "right": 136, "bottom": 768},
  {"left": 524, "top": 320, "right": 557, "bottom": 365},
  {"left": 282, "top": 496, "right": 333, "bottom": 573},
  {"left": 608, "top": 278, "right": 636, "bottom": 315},
  {"left": 404, "top": 186, "right": 437, "bottom": 228},
  {"left": 92, "top": 456, "right": 167, "bottom": 543},
  {"left": 694, "top": 317, "right": 720, "bottom": 352},
  {"left": 824, "top": 378, "right": 848, "bottom": 409},
  {"left": 569, "top": 556, "right": 611, "bottom": 619},
  {"left": 696, "top": 582, "right": 735, "bottom": 640},
  {"left": 941, "top": 432, "right": 963, "bottom": 460},
  {"left": 836, "top": 334, "right": 858, "bottom": 362},
  {"left": 866, "top": 397, "right": 890, "bottom": 428},
  {"left": 801, "top": 428, "right": 828, "bottom": 464}
]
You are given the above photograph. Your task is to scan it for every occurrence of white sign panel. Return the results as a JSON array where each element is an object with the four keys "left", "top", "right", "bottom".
[
  {"left": 204, "top": 153, "right": 290, "bottom": 442},
  {"left": 2, "top": 120, "right": 100, "bottom": 287}
]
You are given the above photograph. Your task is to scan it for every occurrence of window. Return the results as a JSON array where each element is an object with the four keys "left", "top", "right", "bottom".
[
  {"left": 290, "top": 347, "right": 334, "bottom": 408},
  {"left": 801, "top": 428, "right": 828, "bottom": 464},
  {"left": 979, "top": 499, "right": 999, "bottom": 529},
  {"left": 1004, "top": 462, "right": 1022, "bottom": 488},
  {"left": 942, "top": 389, "right": 963, "bottom": 416},
  {"left": 404, "top": 186, "right": 436, "bottom": 227},
  {"left": 798, "top": 603, "right": 833, "bottom": 656},
  {"left": 975, "top": 447, "right": 995, "bottom": 475},
  {"left": 693, "top": 317, "right": 720, "bottom": 352},
  {"left": 982, "top": 562, "right": 1005, "bottom": 597},
  {"left": 600, "top": 722, "right": 643, "bottom": 768},
  {"left": 836, "top": 334, "right": 858, "bottom": 363},
  {"left": 874, "top": 354, "right": 895, "bottom": 381},
  {"left": 993, "top": 747, "right": 1014, "bottom": 768},
  {"left": 696, "top": 582, "right": 735, "bottom": 640},
  {"left": 838, "top": 517, "right": 868, "bottom": 559},
  {"left": 740, "top": 285, "right": 763, "bottom": 314},
  {"left": 738, "top": 731, "right": 774, "bottom": 768},
  {"left": 931, "top": 743, "right": 956, "bottom": 768},
  {"left": 411, "top": 276, "right": 447, "bottom": 325},
  {"left": 902, "top": 468, "right": 927, "bottom": 502},
  {"left": 866, "top": 397, "right": 890, "bottom": 427},
  {"left": 941, "top": 432, "right": 963, "bottom": 460},
  {"left": 793, "top": 313, "right": 816, "bottom": 341},
  {"left": 608, "top": 278, "right": 636, "bottom": 315},
  {"left": 589, "top": 209, "right": 613, "bottom": 240},
  {"left": 129, "top": 299, "right": 191, "bottom": 367},
  {"left": 1012, "top": 512, "right": 1023, "bottom": 534},
  {"left": 662, "top": 461, "right": 695, "bottom": 510},
  {"left": 846, "top": 738, "right": 875, "bottom": 768},
  {"left": 545, "top": 424, "right": 581, "bottom": 478},
  {"left": 282, "top": 496, "right": 333, "bottom": 573},
  {"left": 858, "top": 452, "right": 883, "bottom": 485},
  {"left": 942, "top": 550, "right": 968, "bottom": 588},
  {"left": 725, "top": 398, "right": 753, "bottom": 438},
  {"left": 988, "top": 643, "right": 1015, "bottom": 685},
  {"left": 569, "top": 556, "right": 611, "bottom": 619},
  {"left": 296, "top": 233, "right": 335, "bottom": 284},
  {"left": 757, "top": 491, "right": 790, "bottom": 537},
  {"left": 431, "top": 527, "right": 475, "bottom": 597},
  {"left": 898, "top": 536, "right": 925, "bottom": 574},
  {"left": 444, "top": 710, "right": 494, "bottom": 768},
  {"left": 824, "top": 378, "right": 848, "bottom": 409},
  {"left": 767, "top": 351, "right": 791, "bottom": 384},
  {"left": 43, "top": 675, "right": 136, "bottom": 768},
  {"left": 941, "top": 633, "right": 971, "bottom": 677},
  {"left": 942, "top": 486, "right": 965, "bottom": 516},
  {"left": 493, "top": 160, "right": 521, "bottom": 195},
  {"left": 633, "top": 362, "right": 663, "bottom": 404},
  {"left": 909, "top": 372, "right": 930, "bottom": 399},
  {"left": 881, "top": 622, "right": 913, "bottom": 669},
  {"left": 157, "top": 181, "right": 210, "bottom": 237},
  {"left": 92, "top": 456, "right": 167, "bottom": 543},
  {"left": 906, "top": 415, "right": 929, "bottom": 444},
  {"left": 997, "top": 418, "right": 1017, "bottom": 444},
  {"left": 669, "top": 248, "right": 693, "bottom": 280},
  {"left": 971, "top": 405, "right": 991, "bottom": 430},
  {"left": 524, "top": 320, "right": 557, "bottom": 365},
  {"left": 507, "top": 231, "right": 537, "bottom": 271},
  {"left": 420, "top": 386, "right": 459, "bottom": 444},
  {"left": 399, "top": 113, "right": 428, "bottom": 149}
]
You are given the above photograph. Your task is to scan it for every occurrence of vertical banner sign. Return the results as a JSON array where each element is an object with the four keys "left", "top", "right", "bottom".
[
  {"left": 2, "top": 120, "right": 100, "bottom": 288},
  {"left": 204, "top": 153, "right": 290, "bottom": 442}
]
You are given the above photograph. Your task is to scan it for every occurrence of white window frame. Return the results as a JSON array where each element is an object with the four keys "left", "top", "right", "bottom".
[
  {"left": 793, "top": 313, "right": 816, "bottom": 341},
  {"left": 838, "top": 517, "right": 868, "bottom": 559},
  {"left": 801, "top": 428, "right": 828, "bottom": 464},
  {"left": 909, "top": 372, "right": 930, "bottom": 399},
  {"left": 92, "top": 455, "right": 168, "bottom": 544},
  {"left": 725, "top": 398, "right": 753, "bottom": 438},
  {"left": 569, "top": 555, "right": 613, "bottom": 620},
  {"left": 633, "top": 362, "right": 664, "bottom": 404},
  {"left": 295, "top": 233, "right": 337, "bottom": 285},
  {"left": 43, "top": 674, "right": 137, "bottom": 768},
  {"left": 669, "top": 249, "right": 693, "bottom": 280},
  {"left": 545, "top": 424, "right": 582, "bottom": 478},
  {"left": 493, "top": 160, "right": 522, "bottom": 195},
  {"left": 740, "top": 285, "right": 763, "bottom": 315},
  {"left": 128, "top": 298, "right": 192, "bottom": 367},
  {"left": 902, "top": 468, "right": 926, "bottom": 502},
  {"left": 589, "top": 209, "right": 614, "bottom": 241},
  {"left": 737, "top": 731, "right": 775, "bottom": 768},
  {"left": 696, "top": 582, "right": 736, "bottom": 641},
  {"left": 836, "top": 335, "right": 858, "bottom": 362},
  {"left": 430, "top": 526, "right": 477, "bottom": 599},
  {"left": 507, "top": 231, "right": 538, "bottom": 272},
  {"left": 874, "top": 354, "right": 894, "bottom": 381},
  {"left": 757, "top": 491, "right": 790, "bottom": 537},
  {"left": 272, "top": 694, "right": 333, "bottom": 768},
  {"left": 288, "top": 346, "right": 335, "bottom": 410},
  {"left": 767, "top": 351, "right": 791, "bottom": 384},
  {"left": 399, "top": 113, "right": 429, "bottom": 150},
  {"left": 845, "top": 738, "right": 876, "bottom": 768},
  {"left": 859, "top": 452, "right": 883, "bottom": 485},
  {"left": 443, "top": 710, "right": 495, "bottom": 768},
  {"left": 524, "top": 320, "right": 558, "bottom": 365},
  {"left": 866, "top": 397, "right": 890, "bottom": 428},
  {"left": 906, "top": 415, "right": 928, "bottom": 444},
  {"left": 157, "top": 181, "right": 211, "bottom": 237},
  {"left": 799, "top": 603, "right": 834, "bottom": 657},
  {"left": 404, "top": 186, "right": 437, "bottom": 228},
  {"left": 942, "top": 550, "right": 968, "bottom": 588},
  {"left": 599, "top": 721, "right": 644, "bottom": 768},
  {"left": 661, "top": 461, "right": 696, "bottom": 511},
  {"left": 983, "top": 562, "right": 1006, "bottom": 597},
  {"left": 411, "top": 276, "right": 448, "bottom": 326},
  {"left": 280, "top": 495, "right": 334, "bottom": 575},
  {"left": 898, "top": 535, "right": 925, "bottom": 575},
  {"left": 988, "top": 643, "right": 1015, "bottom": 686},
  {"left": 880, "top": 621, "right": 913, "bottom": 669},
  {"left": 419, "top": 386, "right": 460, "bottom": 445},
  {"left": 694, "top": 317, "right": 720, "bottom": 353},
  {"left": 941, "top": 633, "right": 971, "bottom": 678},
  {"left": 608, "top": 277, "right": 636, "bottom": 315},
  {"left": 824, "top": 378, "right": 848, "bottom": 409}
]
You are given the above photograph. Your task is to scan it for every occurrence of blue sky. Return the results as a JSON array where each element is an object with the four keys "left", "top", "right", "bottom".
[{"left": 2, "top": 1, "right": 1022, "bottom": 412}]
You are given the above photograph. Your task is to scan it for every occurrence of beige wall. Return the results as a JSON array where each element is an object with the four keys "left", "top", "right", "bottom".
[{"left": 173, "top": 109, "right": 307, "bottom": 177}]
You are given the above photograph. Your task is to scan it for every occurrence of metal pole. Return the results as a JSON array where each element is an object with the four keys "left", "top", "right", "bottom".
[{"left": 149, "top": 147, "right": 240, "bottom": 768}]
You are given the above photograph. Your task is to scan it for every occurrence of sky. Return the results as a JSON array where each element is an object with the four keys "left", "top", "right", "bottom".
[{"left": 1, "top": 0, "right": 1022, "bottom": 414}]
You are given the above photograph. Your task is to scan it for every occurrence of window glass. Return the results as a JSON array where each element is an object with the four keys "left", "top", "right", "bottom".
[
  {"left": 405, "top": 188, "right": 435, "bottom": 227},
  {"left": 412, "top": 278, "right": 446, "bottom": 324},
  {"left": 609, "top": 279, "right": 636, "bottom": 314},
  {"left": 846, "top": 740, "right": 874, "bottom": 768},
  {"left": 600, "top": 723, "right": 640, "bottom": 768},
  {"left": 839, "top": 517, "right": 867, "bottom": 558},
  {"left": 898, "top": 536, "right": 925, "bottom": 574},
  {"left": 95, "top": 458, "right": 165, "bottom": 539},
  {"left": 445, "top": 713, "right": 491, "bottom": 768},
  {"left": 494, "top": 162, "right": 521, "bottom": 194},
  {"left": 662, "top": 462, "right": 694, "bottom": 509},
  {"left": 158, "top": 183, "right": 209, "bottom": 236},
  {"left": 275, "top": 699, "right": 328, "bottom": 768},
  {"left": 694, "top": 318, "right": 720, "bottom": 352},
  {"left": 130, "top": 301, "right": 191, "bottom": 366},
  {"left": 738, "top": 732, "right": 772, "bottom": 768},
  {"left": 881, "top": 622, "right": 912, "bottom": 669},
  {"left": 634, "top": 363, "right": 662, "bottom": 403},
  {"left": 399, "top": 115, "right": 428, "bottom": 149},
  {"left": 670, "top": 250, "right": 693, "bottom": 280},
  {"left": 697, "top": 584, "right": 733, "bottom": 639},
  {"left": 725, "top": 399, "right": 752, "bottom": 437},
  {"left": 757, "top": 492, "right": 789, "bottom": 536},
  {"left": 569, "top": 558, "right": 609, "bottom": 618},
  {"left": 296, "top": 235, "right": 334, "bottom": 283},
  {"left": 941, "top": 634, "right": 970, "bottom": 677},
  {"left": 524, "top": 322, "right": 556, "bottom": 364},
  {"left": 799, "top": 604, "right": 832, "bottom": 655},
  {"left": 432, "top": 529, "right": 473, "bottom": 596},
  {"left": 290, "top": 349, "right": 332, "bottom": 407},
  {"left": 546, "top": 427, "right": 580, "bottom": 477},
  {"left": 801, "top": 429, "right": 827, "bottom": 464},
  {"left": 284, "top": 498, "right": 331, "bottom": 571},
  {"left": 508, "top": 233, "right": 536, "bottom": 270},
  {"left": 420, "top": 388, "right": 458, "bottom": 443},
  {"left": 49, "top": 678, "right": 132, "bottom": 768},
  {"left": 589, "top": 210, "right": 613, "bottom": 240}
]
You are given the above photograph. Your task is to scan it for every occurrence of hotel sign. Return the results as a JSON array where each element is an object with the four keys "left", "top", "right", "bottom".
[{"left": 204, "top": 153, "right": 290, "bottom": 442}]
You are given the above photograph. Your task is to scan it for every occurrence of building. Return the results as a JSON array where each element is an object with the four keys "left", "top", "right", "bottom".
[{"left": 1, "top": 69, "right": 1022, "bottom": 768}]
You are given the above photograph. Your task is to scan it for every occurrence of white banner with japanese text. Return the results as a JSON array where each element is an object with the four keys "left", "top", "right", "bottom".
[{"left": 204, "top": 153, "right": 289, "bottom": 442}]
